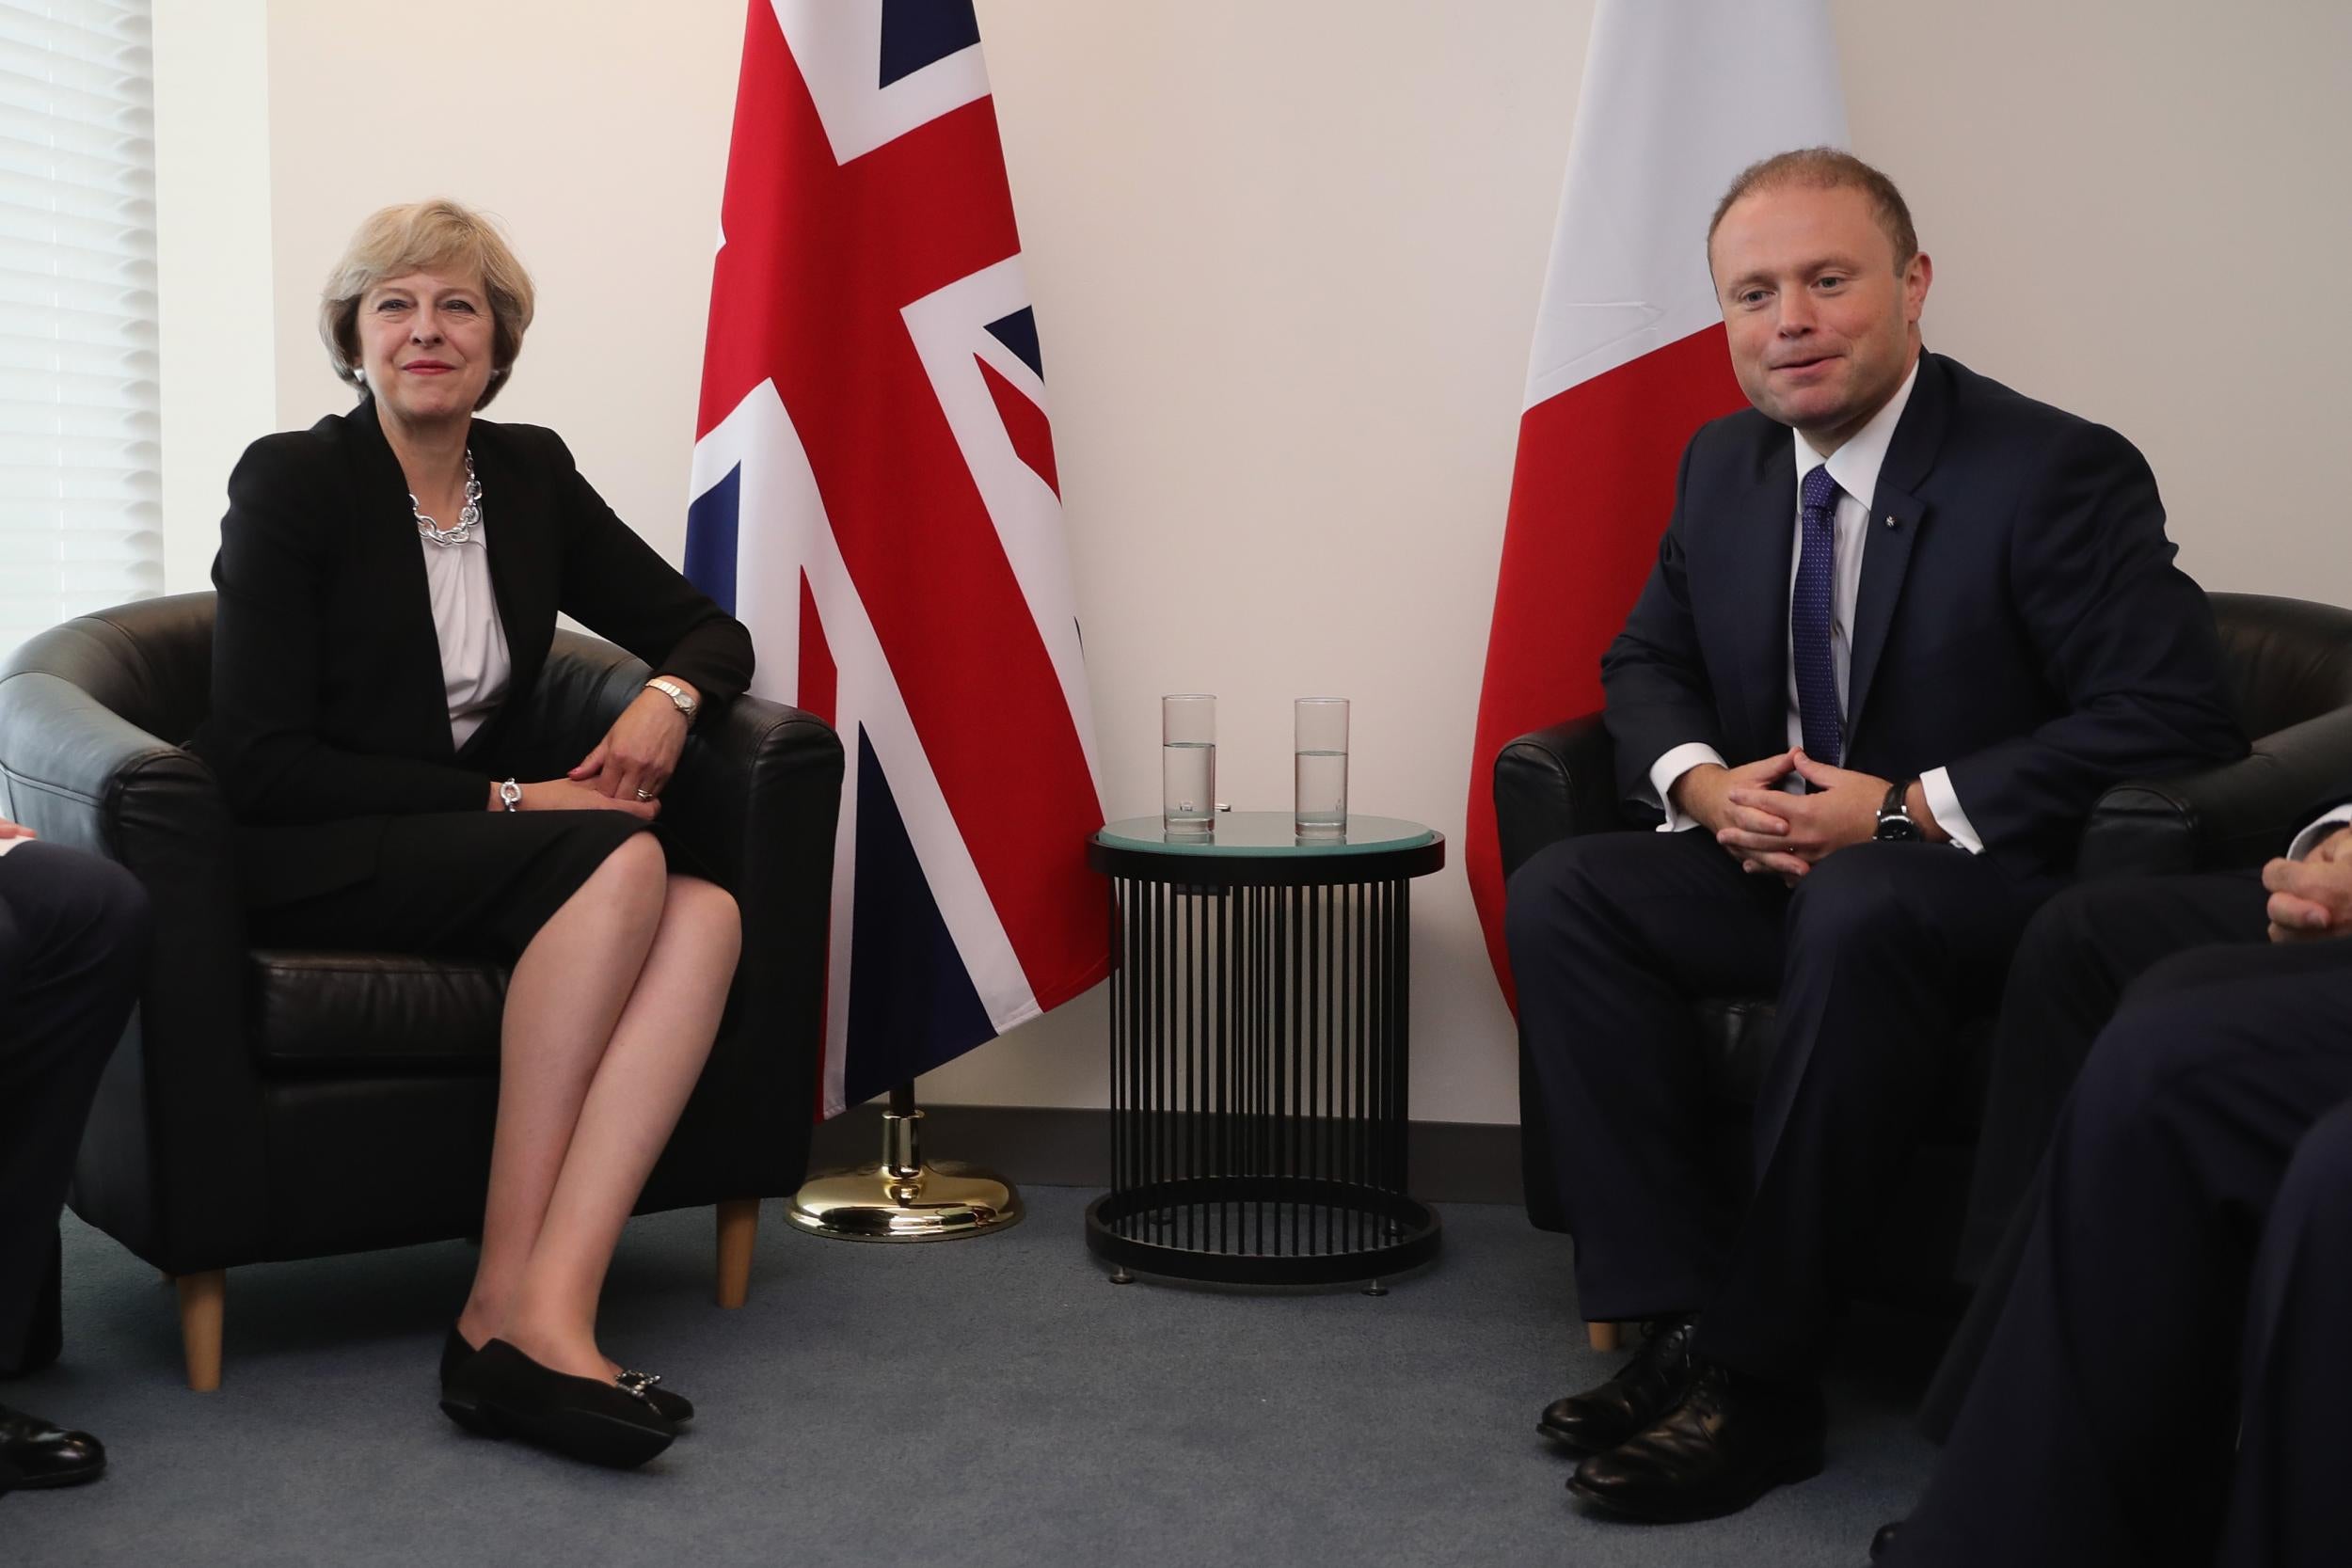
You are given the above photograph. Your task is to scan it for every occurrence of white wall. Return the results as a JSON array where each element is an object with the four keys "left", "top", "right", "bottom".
[
  {"left": 155, "top": 1, "right": 2352, "bottom": 1126},
  {"left": 152, "top": 0, "right": 275, "bottom": 595}
]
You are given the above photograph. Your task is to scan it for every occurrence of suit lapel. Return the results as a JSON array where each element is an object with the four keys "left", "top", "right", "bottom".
[
  {"left": 1731, "top": 434, "right": 1799, "bottom": 763},
  {"left": 344, "top": 399, "right": 459, "bottom": 760},
  {"left": 1845, "top": 353, "right": 1951, "bottom": 752}
]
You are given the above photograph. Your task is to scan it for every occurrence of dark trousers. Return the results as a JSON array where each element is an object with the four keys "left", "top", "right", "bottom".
[
  {"left": 1888, "top": 938, "right": 2352, "bottom": 1568},
  {"left": 2219, "top": 1099, "right": 2352, "bottom": 1567},
  {"left": 1920, "top": 871, "right": 2267, "bottom": 1435},
  {"left": 1503, "top": 827, "right": 2042, "bottom": 1384},
  {"left": 0, "top": 842, "right": 151, "bottom": 1375}
]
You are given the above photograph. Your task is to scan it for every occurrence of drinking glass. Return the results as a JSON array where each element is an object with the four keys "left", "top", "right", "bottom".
[
  {"left": 1294, "top": 697, "right": 1348, "bottom": 837},
  {"left": 1162, "top": 694, "right": 1216, "bottom": 836}
]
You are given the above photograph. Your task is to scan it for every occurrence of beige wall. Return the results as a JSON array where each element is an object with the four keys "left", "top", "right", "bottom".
[{"left": 157, "top": 1, "right": 2352, "bottom": 1125}]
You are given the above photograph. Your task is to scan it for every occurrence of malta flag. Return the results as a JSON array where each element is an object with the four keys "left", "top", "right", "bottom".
[
  {"left": 1464, "top": 0, "right": 1848, "bottom": 996},
  {"left": 686, "top": 1, "right": 1106, "bottom": 1117}
]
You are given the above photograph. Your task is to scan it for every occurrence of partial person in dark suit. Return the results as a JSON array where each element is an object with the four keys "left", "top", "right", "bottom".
[
  {"left": 1502, "top": 149, "right": 2244, "bottom": 1522},
  {"left": 193, "top": 199, "right": 753, "bottom": 1469},
  {"left": 0, "top": 820, "right": 150, "bottom": 1493},
  {"left": 1910, "top": 803, "right": 2346, "bottom": 1445},
  {"left": 1880, "top": 826, "right": 2352, "bottom": 1568}
]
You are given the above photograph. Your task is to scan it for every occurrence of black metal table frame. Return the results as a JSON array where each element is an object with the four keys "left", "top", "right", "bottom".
[{"left": 1085, "top": 831, "right": 1445, "bottom": 1286}]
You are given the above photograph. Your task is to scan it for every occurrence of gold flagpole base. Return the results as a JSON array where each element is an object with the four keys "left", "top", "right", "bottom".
[{"left": 785, "top": 1101, "right": 1024, "bottom": 1243}]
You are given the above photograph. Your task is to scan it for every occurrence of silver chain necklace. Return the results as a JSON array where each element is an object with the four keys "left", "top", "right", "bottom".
[{"left": 413, "top": 450, "right": 484, "bottom": 546}]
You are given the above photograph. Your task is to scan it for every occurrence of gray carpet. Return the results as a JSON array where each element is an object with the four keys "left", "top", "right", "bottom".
[{"left": 4, "top": 1191, "right": 1940, "bottom": 1566}]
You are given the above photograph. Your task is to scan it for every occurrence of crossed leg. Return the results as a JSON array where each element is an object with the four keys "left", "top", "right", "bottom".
[{"left": 455, "top": 834, "right": 741, "bottom": 1381}]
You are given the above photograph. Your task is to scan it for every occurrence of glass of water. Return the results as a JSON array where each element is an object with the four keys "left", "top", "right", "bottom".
[
  {"left": 1294, "top": 697, "right": 1348, "bottom": 837},
  {"left": 1162, "top": 694, "right": 1216, "bottom": 837}
]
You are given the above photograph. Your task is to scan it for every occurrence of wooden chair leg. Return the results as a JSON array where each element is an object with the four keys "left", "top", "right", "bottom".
[
  {"left": 1586, "top": 1321, "right": 1620, "bottom": 1354},
  {"left": 176, "top": 1270, "right": 225, "bottom": 1391},
  {"left": 715, "top": 1198, "right": 757, "bottom": 1308}
]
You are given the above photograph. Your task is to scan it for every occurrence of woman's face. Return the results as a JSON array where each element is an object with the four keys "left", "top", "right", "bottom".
[{"left": 355, "top": 266, "right": 496, "bottom": 428}]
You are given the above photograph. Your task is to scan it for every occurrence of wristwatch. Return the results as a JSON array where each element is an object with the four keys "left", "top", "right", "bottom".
[
  {"left": 645, "top": 676, "right": 697, "bottom": 725},
  {"left": 1873, "top": 778, "right": 1922, "bottom": 843},
  {"left": 499, "top": 778, "right": 522, "bottom": 814}
]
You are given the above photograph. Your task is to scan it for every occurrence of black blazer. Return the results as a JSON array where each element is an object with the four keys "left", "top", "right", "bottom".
[
  {"left": 1600, "top": 351, "right": 2245, "bottom": 884},
  {"left": 194, "top": 399, "right": 755, "bottom": 908}
]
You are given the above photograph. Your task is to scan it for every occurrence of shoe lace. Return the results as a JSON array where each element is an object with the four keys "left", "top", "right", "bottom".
[{"left": 1621, "top": 1314, "right": 1695, "bottom": 1380}]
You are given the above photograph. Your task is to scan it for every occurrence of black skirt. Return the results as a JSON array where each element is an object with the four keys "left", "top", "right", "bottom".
[{"left": 245, "top": 809, "right": 651, "bottom": 964}]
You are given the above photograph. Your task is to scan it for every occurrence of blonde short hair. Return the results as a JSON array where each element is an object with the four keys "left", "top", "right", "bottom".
[{"left": 318, "top": 199, "right": 536, "bottom": 408}]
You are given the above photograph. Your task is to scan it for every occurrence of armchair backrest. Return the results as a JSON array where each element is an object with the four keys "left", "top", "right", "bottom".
[
  {"left": 1, "top": 591, "right": 217, "bottom": 748},
  {"left": 2209, "top": 592, "right": 2352, "bottom": 740}
]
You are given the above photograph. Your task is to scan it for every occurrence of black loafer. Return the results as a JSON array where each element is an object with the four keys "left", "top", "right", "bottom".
[
  {"left": 441, "top": 1326, "right": 693, "bottom": 1430},
  {"left": 444, "top": 1339, "right": 676, "bottom": 1469},
  {"left": 0, "top": 1402, "right": 106, "bottom": 1491},
  {"left": 1566, "top": 1358, "right": 1825, "bottom": 1523},
  {"left": 1539, "top": 1313, "right": 1697, "bottom": 1455}
]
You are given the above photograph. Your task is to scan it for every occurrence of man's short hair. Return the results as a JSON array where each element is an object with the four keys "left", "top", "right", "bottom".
[{"left": 1708, "top": 149, "right": 1919, "bottom": 273}]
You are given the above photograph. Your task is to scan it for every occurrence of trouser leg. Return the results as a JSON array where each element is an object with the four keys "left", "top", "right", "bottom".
[
  {"left": 1961, "top": 870, "right": 2265, "bottom": 1277},
  {"left": 1888, "top": 941, "right": 2352, "bottom": 1568},
  {"left": 0, "top": 843, "right": 151, "bottom": 1372},
  {"left": 2216, "top": 1099, "right": 2352, "bottom": 1568},
  {"left": 1504, "top": 828, "right": 1782, "bottom": 1320},
  {"left": 1923, "top": 874, "right": 2274, "bottom": 1438},
  {"left": 1693, "top": 841, "right": 2040, "bottom": 1385}
]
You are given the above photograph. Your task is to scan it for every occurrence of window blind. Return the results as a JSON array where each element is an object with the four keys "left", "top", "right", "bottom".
[{"left": 0, "top": 0, "right": 160, "bottom": 660}]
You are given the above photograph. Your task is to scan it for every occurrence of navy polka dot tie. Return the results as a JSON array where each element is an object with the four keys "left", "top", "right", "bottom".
[{"left": 1793, "top": 464, "right": 1842, "bottom": 766}]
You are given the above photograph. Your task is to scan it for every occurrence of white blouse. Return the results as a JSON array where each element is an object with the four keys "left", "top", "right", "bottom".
[{"left": 420, "top": 525, "right": 512, "bottom": 748}]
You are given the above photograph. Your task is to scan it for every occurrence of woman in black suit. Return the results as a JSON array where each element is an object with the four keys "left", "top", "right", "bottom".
[{"left": 197, "top": 199, "right": 748, "bottom": 1468}]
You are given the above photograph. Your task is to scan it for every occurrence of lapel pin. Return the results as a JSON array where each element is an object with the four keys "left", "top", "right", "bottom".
[{"left": 1884, "top": 515, "right": 1899, "bottom": 529}]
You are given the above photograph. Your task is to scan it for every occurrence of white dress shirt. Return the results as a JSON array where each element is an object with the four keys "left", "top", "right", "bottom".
[
  {"left": 2289, "top": 804, "right": 2352, "bottom": 861},
  {"left": 1644, "top": 359, "right": 1987, "bottom": 853},
  {"left": 420, "top": 522, "right": 512, "bottom": 749}
]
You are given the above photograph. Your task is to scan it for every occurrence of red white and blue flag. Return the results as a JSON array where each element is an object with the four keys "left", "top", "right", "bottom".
[
  {"left": 1464, "top": 0, "right": 1847, "bottom": 999},
  {"left": 686, "top": 0, "right": 1105, "bottom": 1117}
]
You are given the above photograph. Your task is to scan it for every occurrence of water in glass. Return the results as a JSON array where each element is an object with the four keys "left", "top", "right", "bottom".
[{"left": 1295, "top": 749, "right": 1347, "bottom": 836}]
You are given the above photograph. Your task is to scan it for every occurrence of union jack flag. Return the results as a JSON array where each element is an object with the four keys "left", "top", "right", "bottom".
[{"left": 686, "top": 0, "right": 1105, "bottom": 1118}]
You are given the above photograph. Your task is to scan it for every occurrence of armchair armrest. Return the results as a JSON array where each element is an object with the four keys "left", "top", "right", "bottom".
[
  {"left": 2078, "top": 704, "right": 2352, "bottom": 878},
  {"left": 1492, "top": 712, "right": 1628, "bottom": 880},
  {"left": 0, "top": 670, "right": 264, "bottom": 1267}
]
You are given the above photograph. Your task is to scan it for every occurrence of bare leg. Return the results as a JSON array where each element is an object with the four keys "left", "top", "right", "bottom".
[
  {"left": 500, "top": 874, "right": 741, "bottom": 1380},
  {"left": 456, "top": 834, "right": 667, "bottom": 1353}
]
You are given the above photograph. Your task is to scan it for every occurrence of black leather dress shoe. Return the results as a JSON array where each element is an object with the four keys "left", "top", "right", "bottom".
[
  {"left": 443, "top": 1339, "right": 676, "bottom": 1469},
  {"left": 1538, "top": 1313, "right": 1696, "bottom": 1455},
  {"left": 441, "top": 1325, "right": 694, "bottom": 1429},
  {"left": 1870, "top": 1520, "right": 1902, "bottom": 1561},
  {"left": 0, "top": 1403, "right": 106, "bottom": 1491},
  {"left": 1566, "top": 1358, "right": 1825, "bottom": 1523}
]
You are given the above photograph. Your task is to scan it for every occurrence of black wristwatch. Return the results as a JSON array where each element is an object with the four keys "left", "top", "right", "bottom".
[{"left": 1873, "top": 778, "right": 1922, "bottom": 843}]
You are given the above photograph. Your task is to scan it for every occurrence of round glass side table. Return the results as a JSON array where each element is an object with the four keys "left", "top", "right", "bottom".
[{"left": 1084, "top": 813, "right": 1446, "bottom": 1289}]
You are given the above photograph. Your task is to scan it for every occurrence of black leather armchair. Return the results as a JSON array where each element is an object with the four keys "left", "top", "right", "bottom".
[
  {"left": 1493, "top": 591, "right": 2352, "bottom": 1344},
  {"left": 0, "top": 593, "right": 844, "bottom": 1388}
]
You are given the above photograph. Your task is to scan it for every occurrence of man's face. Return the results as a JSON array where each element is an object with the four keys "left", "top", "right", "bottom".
[{"left": 1708, "top": 183, "right": 1931, "bottom": 451}]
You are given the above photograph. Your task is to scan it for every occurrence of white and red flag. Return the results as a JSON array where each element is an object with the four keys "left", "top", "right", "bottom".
[
  {"left": 1464, "top": 0, "right": 1848, "bottom": 997},
  {"left": 686, "top": 0, "right": 1105, "bottom": 1117}
]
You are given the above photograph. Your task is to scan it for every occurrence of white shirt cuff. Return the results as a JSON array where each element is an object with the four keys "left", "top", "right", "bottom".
[
  {"left": 1645, "top": 743, "right": 1727, "bottom": 833},
  {"left": 2288, "top": 804, "right": 2352, "bottom": 861},
  {"left": 1918, "top": 768, "right": 1983, "bottom": 855}
]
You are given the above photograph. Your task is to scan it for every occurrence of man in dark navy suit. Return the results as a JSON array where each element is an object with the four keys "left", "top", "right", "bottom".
[
  {"left": 1882, "top": 823, "right": 2352, "bottom": 1567},
  {"left": 1502, "top": 149, "right": 2244, "bottom": 1522},
  {"left": 0, "top": 818, "right": 149, "bottom": 1494}
]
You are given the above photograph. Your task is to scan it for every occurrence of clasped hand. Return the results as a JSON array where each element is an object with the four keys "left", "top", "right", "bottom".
[
  {"left": 2263, "top": 826, "right": 2352, "bottom": 942},
  {"left": 499, "top": 689, "right": 691, "bottom": 819},
  {"left": 0, "top": 815, "right": 32, "bottom": 856},
  {"left": 1679, "top": 749, "right": 1887, "bottom": 879}
]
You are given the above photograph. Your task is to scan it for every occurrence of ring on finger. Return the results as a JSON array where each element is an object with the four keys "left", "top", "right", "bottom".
[{"left": 635, "top": 787, "right": 655, "bottom": 801}]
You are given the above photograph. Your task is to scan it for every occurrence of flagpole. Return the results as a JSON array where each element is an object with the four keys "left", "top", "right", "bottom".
[{"left": 785, "top": 1080, "right": 1025, "bottom": 1242}]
